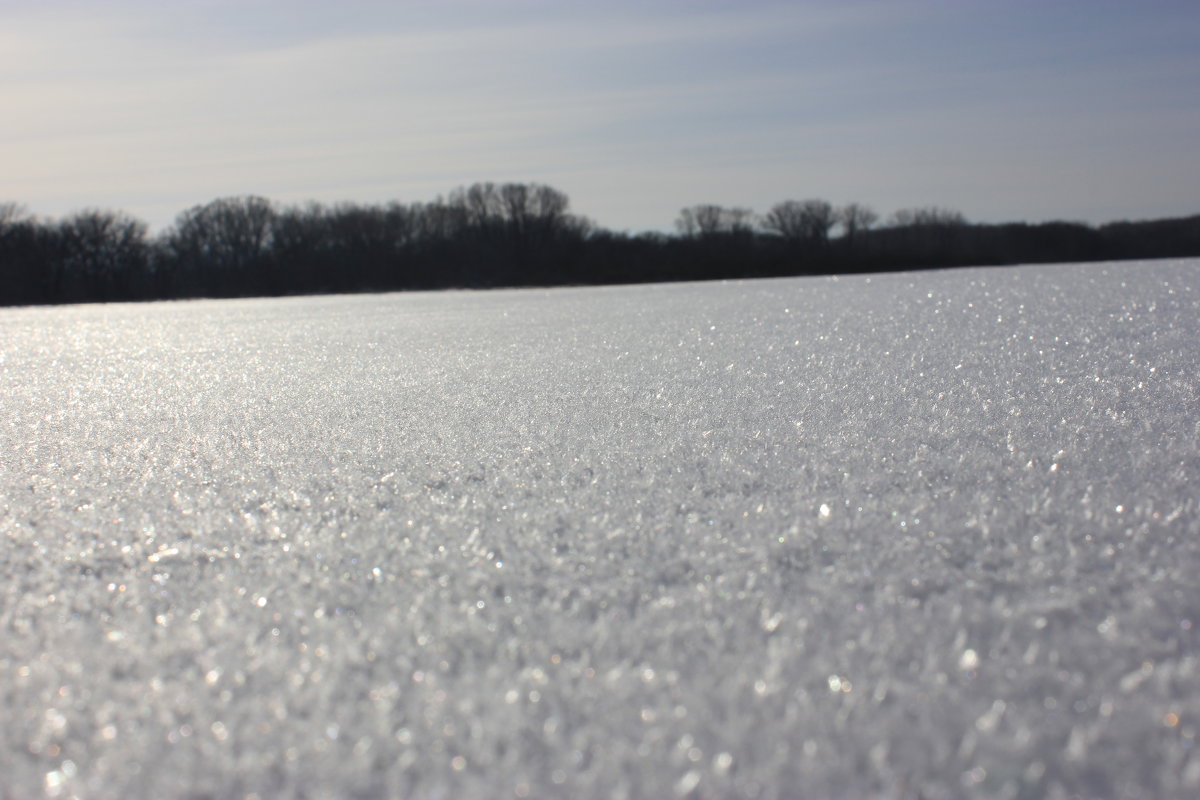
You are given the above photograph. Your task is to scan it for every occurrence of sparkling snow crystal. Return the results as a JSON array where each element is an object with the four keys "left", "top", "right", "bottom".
[{"left": 1, "top": 260, "right": 1198, "bottom": 798}]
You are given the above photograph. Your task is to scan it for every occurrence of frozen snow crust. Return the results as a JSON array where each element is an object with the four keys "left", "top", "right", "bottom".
[{"left": 2, "top": 260, "right": 1198, "bottom": 799}]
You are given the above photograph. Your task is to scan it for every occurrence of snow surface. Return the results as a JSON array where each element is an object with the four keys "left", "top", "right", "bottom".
[{"left": 1, "top": 260, "right": 1198, "bottom": 799}]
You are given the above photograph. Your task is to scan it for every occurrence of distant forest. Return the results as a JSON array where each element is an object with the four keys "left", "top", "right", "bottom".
[{"left": 2, "top": 183, "right": 1199, "bottom": 306}]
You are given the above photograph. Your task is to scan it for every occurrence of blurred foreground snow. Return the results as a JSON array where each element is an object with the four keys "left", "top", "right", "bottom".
[{"left": 1, "top": 260, "right": 1198, "bottom": 799}]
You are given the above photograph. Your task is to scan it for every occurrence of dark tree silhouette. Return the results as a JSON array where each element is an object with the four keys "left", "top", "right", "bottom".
[
  {"left": 0, "top": 202, "right": 27, "bottom": 231},
  {"left": 53, "top": 210, "right": 150, "bottom": 301},
  {"left": 0, "top": 204, "right": 40, "bottom": 304},
  {"left": 888, "top": 206, "right": 967, "bottom": 228},
  {"left": 163, "top": 196, "right": 276, "bottom": 296},
  {"left": 676, "top": 204, "right": 753, "bottom": 238},
  {"left": 762, "top": 199, "right": 837, "bottom": 245},
  {"left": 269, "top": 202, "right": 332, "bottom": 294},
  {"left": 0, "top": 186, "right": 1197, "bottom": 307},
  {"left": 838, "top": 203, "right": 878, "bottom": 241}
]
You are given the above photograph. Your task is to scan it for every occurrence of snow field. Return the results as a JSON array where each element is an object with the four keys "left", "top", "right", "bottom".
[{"left": 1, "top": 260, "right": 1198, "bottom": 798}]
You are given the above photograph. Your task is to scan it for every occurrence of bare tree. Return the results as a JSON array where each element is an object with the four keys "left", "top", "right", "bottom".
[
  {"left": 164, "top": 196, "right": 275, "bottom": 295},
  {"left": 527, "top": 184, "right": 570, "bottom": 230},
  {"left": 762, "top": 199, "right": 836, "bottom": 244},
  {"left": 695, "top": 205, "right": 725, "bottom": 237},
  {"left": 838, "top": 203, "right": 878, "bottom": 240},
  {"left": 50, "top": 210, "right": 150, "bottom": 300},
  {"left": 799, "top": 199, "right": 836, "bottom": 244},
  {"left": 451, "top": 183, "right": 502, "bottom": 234},
  {"left": 413, "top": 197, "right": 468, "bottom": 241},
  {"left": 447, "top": 182, "right": 575, "bottom": 248},
  {"left": 761, "top": 201, "right": 804, "bottom": 240},
  {"left": 677, "top": 204, "right": 754, "bottom": 238},
  {"left": 675, "top": 207, "right": 698, "bottom": 237},
  {"left": 500, "top": 183, "right": 530, "bottom": 234},
  {"left": 520, "top": 184, "right": 573, "bottom": 246},
  {"left": 0, "top": 202, "right": 29, "bottom": 230},
  {"left": 888, "top": 206, "right": 967, "bottom": 228},
  {"left": 723, "top": 207, "right": 755, "bottom": 236},
  {"left": 0, "top": 203, "right": 46, "bottom": 303},
  {"left": 168, "top": 196, "right": 274, "bottom": 270}
]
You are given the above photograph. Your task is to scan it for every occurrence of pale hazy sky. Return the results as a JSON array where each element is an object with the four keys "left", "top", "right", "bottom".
[{"left": 3, "top": 0, "right": 1198, "bottom": 232}]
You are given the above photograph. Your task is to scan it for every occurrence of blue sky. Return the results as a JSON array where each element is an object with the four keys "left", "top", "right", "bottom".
[{"left": 3, "top": 0, "right": 1198, "bottom": 232}]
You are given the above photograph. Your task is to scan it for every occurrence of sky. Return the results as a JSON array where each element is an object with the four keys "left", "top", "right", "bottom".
[{"left": 3, "top": 0, "right": 1198, "bottom": 233}]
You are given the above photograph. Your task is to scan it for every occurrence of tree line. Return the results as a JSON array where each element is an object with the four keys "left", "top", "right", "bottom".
[{"left": 2, "top": 184, "right": 1198, "bottom": 306}]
